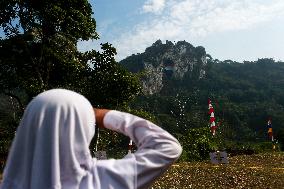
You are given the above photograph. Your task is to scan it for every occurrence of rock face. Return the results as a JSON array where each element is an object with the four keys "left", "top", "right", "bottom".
[{"left": 120, "top": 40, "right": 207, "bottom": 95}]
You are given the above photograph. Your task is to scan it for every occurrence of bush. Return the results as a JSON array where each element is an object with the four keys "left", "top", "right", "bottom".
[
  {"left": 221, "top": 141, "right": 276, "bottom": 157},
  {"left": 177, "top": 127, "right": 279, "bottom": 162},
  {"left": 178, "top": 127, "right": 218, "bottom": 161}
]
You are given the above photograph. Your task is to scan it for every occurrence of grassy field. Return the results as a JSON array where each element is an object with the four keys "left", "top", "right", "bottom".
[
  {"left": 152, "top": 152, "right": 284, "bottom": 188},
  {"left": 1, "top": 152, "right": 283, "bottom": 188}
]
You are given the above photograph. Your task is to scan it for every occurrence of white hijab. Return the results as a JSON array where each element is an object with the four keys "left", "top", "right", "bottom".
[{"left": 1, "top": 89, "right": 96, "bottom": 189}]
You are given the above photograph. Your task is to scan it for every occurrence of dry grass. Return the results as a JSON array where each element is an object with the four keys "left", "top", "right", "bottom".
[
  {"left": 152, "top": 152, "right": 284, "bottom": 189},
  {"left": 1, "top": 152, "right": 283, "bottom": 188}
]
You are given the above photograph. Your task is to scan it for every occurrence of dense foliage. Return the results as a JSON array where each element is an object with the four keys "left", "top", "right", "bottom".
[{"left": 124, "top": 54, "right": 284, "bottom": 156}]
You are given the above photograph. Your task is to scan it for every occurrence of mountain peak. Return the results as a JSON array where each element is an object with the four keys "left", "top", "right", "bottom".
[{"left": 120, "top": 40, "right": 207, "bottom": 94}]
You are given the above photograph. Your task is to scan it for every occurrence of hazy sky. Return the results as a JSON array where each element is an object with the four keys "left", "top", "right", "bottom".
[{"left": 77, "top": 0, "right": 284, "bottom": 62}]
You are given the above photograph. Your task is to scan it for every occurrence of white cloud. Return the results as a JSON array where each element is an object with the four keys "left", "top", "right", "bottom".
[
  {"left": 113, "top": 0, "right": 284, "bottom": 60},
  {"left": 142, "top": 0, "right": 166, "bottom": 14}
]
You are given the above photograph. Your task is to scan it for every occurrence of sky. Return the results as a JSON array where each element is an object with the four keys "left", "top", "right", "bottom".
[
  {"left": 1, "top": 1, "right": 283, "bottom": 62},
  {"left": 77, "top": 0, "right": 284, "bottom": 62}
]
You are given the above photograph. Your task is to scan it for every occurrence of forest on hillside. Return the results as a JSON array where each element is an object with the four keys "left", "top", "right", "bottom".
[
  {"left": 127, "top": 58, "right": 284, "bottom": 137},
  {"left": 122, "top": 54, "right": 284, "bottom": 159}
]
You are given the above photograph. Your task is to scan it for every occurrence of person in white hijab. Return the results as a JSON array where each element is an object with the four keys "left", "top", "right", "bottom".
[{"left": 0, "top": 89, "right": 182, "bottom": 189}]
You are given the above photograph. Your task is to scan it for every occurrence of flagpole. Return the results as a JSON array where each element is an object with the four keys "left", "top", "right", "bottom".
[
  {"left": 128, "top": 139, "right": 133, "bottom": 154},
  {"left": 267, "top": 118, "right": 273, "bottom": 142}
]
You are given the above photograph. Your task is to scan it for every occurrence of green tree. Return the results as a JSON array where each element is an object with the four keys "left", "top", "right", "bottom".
[
  {"left": 178, "top": 127, "right": 217, "bottom": 161},
  {"left": 0, "top": 0, "right": 97, "bottom": 98},
  {"left": 83, "top": 43, "right": 141, "bottom": 108},
  {"left": 0, "top": 0, "right": 141, "bottom": 159},
  {"left": 0, "top": 0, "right": 140, "bottom": 107}
]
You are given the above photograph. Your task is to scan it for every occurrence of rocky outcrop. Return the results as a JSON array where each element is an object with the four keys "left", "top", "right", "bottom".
[{"left": 120, "top": 40, "right": 207, "bottom": 95}]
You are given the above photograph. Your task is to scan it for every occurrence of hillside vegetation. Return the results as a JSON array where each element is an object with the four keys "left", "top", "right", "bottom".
[{"left": 121, "top": 41, "right": 284, "bottom": 156}]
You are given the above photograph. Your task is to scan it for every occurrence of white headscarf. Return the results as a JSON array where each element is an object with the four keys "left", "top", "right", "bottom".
[{"left": 1, "top": 89, "right": 96, "bottom": 189}]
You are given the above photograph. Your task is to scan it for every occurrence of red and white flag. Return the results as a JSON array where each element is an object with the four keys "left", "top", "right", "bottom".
[{"left": 208, "top": 99, "right": 217, "bottom": 135}]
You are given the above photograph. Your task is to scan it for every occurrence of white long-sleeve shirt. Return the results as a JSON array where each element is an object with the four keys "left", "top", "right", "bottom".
[{"left": 92, "top": 110, "right": 182, "bottom": 189}]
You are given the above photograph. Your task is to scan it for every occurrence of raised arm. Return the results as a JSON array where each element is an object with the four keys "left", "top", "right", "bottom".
[{"left": 96, "top": 109, "right": 182, "bottom": 189}]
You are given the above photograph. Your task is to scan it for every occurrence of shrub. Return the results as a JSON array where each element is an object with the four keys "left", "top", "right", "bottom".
[{"left": 178, "top": 127, "right": 218, "bottom": 161}]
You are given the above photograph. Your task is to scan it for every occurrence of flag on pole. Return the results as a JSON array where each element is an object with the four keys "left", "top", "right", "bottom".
[
  {"left": 208, "top": 99, "right": 216, "bottom": 135},
  {"left": 267, "top": 118, "right": 274, "bottom": 141}
]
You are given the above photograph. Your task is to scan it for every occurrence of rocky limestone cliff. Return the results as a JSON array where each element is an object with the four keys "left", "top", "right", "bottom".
[{"left": 120, "top": 40, "right": 207, "bottom": 95}]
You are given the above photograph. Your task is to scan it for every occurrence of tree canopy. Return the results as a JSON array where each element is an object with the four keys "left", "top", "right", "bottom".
[
  {"left": 0, "top": 0, "right": 141, "bottom": 108},
  {"left": 0, "top": 0, "right": 143, "bottom": 161}
]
